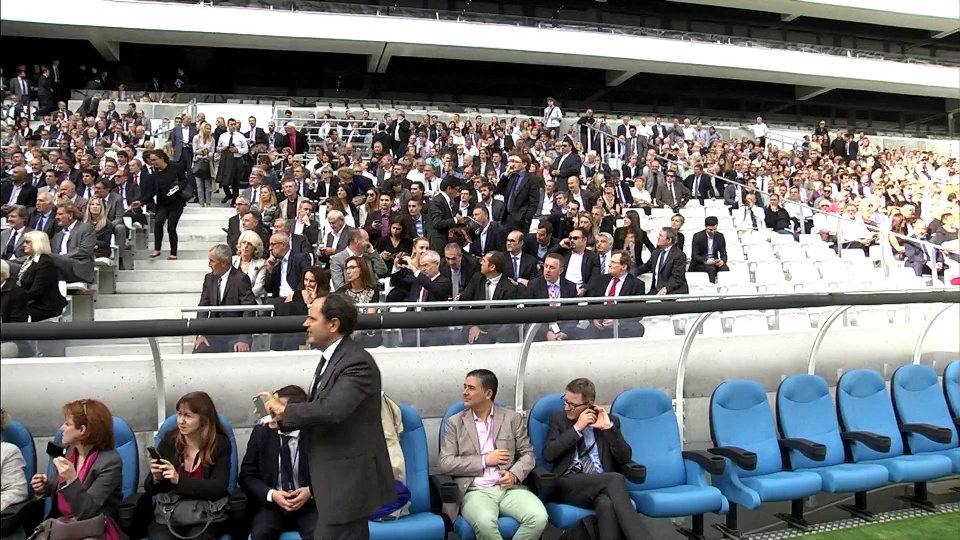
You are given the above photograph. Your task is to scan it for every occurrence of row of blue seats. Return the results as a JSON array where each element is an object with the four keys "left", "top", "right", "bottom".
[{"left": 2, "top": 361, "right": 958, "bottom": 540}]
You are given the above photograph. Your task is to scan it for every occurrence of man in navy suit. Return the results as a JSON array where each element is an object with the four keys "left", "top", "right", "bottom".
[
  {"left": 495, "top": 155, "right": 539, "bottom": 234},
  {"left": 688, "top": 216, "right": 728, "bottom": 283},
  {"left": 523, "top": 253, "right": 580, "bottom": 341},
  {"left": 467, "top": 206, "right": 507, "bottom": 258},
  {"left": 264, "top": 232, "right": 312, "bottom": 299},
  {"left": 585, "top": 250, "right": 646, "bottom": 339},
  {"left": 637, "top": 227, "right": 689, "bottom": 295},
  {"left": 904, "top": 219, "right": 943, "bottom": 278},
  {"left": 240, "top": 385, "right": 317, "bottom": 540}
]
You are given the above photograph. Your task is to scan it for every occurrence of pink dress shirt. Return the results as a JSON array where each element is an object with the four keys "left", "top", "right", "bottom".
[{"left": 472, "top": 410, "right": 500, "bottom": 489}]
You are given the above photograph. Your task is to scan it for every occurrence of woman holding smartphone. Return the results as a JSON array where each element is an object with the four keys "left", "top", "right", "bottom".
[
  {"left": 271, "top": 266, "right": 330, "bottom": 351},
  {"left": 145, "top": 150, "right": 190, "bottom": 260}
]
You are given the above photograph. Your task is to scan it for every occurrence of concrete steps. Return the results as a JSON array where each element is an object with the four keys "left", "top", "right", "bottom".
[
  {"left": 96, "top": 293, "right": 198, "bottom": 309},
  {"left": 93, "top": 307, "right": 191, "bottom": 321},
  {"left": 134, "top": 249, "right": 211, "bottom": 260},
  {"left": 117, "top": 270, "right": 210, "bottom": 282},
  {"left": 115, "top": 281, "right": 204, "bottom": 294},
  {"left": 64, "top": 340, "right": 190, "bottom": 357}
]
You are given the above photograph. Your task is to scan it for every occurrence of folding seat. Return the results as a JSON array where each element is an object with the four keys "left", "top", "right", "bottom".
[
  {"left": 0, "top": 419, "right": 44, "bottom": 534},
  {"left": 891, "top": 365, "right": 960, "bottom": 474},
  {"left": 709, "top": 380, "right": 823, "bottom": 536},
  {"left": 752, "top": 261, "right": 785, "bottom": 285},
  {"left": 836, "top": 369, "right": 954, "bottom": 511},
  {"left": 685, "top": 272, "right": 713, "bottom": 287},
  {"left": 611, "top": 388, "right": 727, "bottom": 540},
  {"left": 945, "top": 361, "right": 960, "bottom": 419},
  {"left": 776, "top": 375, "right": 891, "bottom": 520}
]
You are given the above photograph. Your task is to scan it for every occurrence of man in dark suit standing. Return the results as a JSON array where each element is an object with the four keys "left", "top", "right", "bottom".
[
  {"left": 467, "top": 206, "right": 507, "bottom": 258},
  {"left": 457, "top": 251, "right": 520, "bottom": 344},
  {"left": 240, "top": 385, "right": 316, "bottom": 540},
  {"left": 637, "top": 227, "right": 689, "bottom": 295},
  {"left": 550, "top": 139, "right": 583, "bottom": 191},
  {"left": 842, "top": 133, "right": 858, "bottom": 162},
  {"left": 264, "top": 232, "right": 312, "bottom": 299},
  {"left": 523, "top": 253, "right": 579, "bottom": 341},
  {"left": 245, "top": 116, "right": 269, "bottom": 147},
  {"left": 427, "top": 177, "right": 464, "bottom": 252},
  {"left": 193, "top": 244, "right": 257, "bottom": 353},
  {"left": 683, "top": 164, "right": 711, "bottom": 205},
  {"left": 688, "top": 216, "right": 728, "bottom": 284},
  {"left": 542, "top": 378, "right": 651, "bottom": 540},
  {"left": 387, "top": 111, "right": 411, "bottom": 158},
  {"left": 495, "top": 155, "right": 539, "bottom": 234},
  {"left": 585, "top": 250, "right": 646, "bottom": 339},
  {"left": 262, "top": 293, "right": 397, "bottom": 540}
]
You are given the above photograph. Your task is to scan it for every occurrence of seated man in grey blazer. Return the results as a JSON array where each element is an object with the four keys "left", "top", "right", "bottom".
[
  {"left": 438, "top": 369, "right": 548, "bottom": 540},
  {"left": 50, "top": 200, "right": 96, "bottom": 284},
  {"left": 329, "top": 228, "right": 387, "bottom": 291}
]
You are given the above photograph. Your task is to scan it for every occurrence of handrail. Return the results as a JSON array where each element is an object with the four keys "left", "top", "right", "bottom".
[
  {"left": 806, "top": 305, "right": 852, "bottom": 375},
  {"left": 911, "top": 304, "right": 958, "bottom": 365},
  {"left": 514, "top": 323, "right": 542, "bottom": 416},
  {"left": 674, "top": 311, "right": 714, "bottom": 443},
  {"left": 147, "top": 337, "right": 167, "bottom": 428},
  {"left": 182, "top": 305, "right": 277, "bottom": 313},
  {"left": 104, "top": 0, "right": 960, "bottom": 67}
]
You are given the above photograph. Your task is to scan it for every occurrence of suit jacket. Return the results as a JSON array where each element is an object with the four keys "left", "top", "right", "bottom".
[
  {"left": 44, "top": 448, "right": 126, "bottom": 536},
  {"left": 438, "top": 405, "right": 536, "bottom": 520},
  {"left": 50, "top": 222, "right": 96, "bottom": 284},
  {"left": 329, "top": 248, "right": 388, "bottom": 291},
  {"left": 1, "top": 227, "right": 29, "bottom": 263},
  {"left": 494, "top": 172, "right": 539, "bottom": 232},
  {"left": 585, "top": 273, "right": 645, "bottom": 299},
  {"left": 523, "top": 233, "right": 559, "bottom": 263},
  {"left": 28, "top": 210, "right": 57, "bottom": 238},
  {"left": 102, "top": 192, "right": 124, "bottom": 222},
  {"left": 440, "top": 255, "right": 479, "bottom": 293},
  {"left": 427, "top": 193, "right": 459, "bottom": 252},
  {"left": 1, "top": 183, "right": 37, "bottom": 210},
  {"left": 468, "top": 222, "right": 508, "bottom": 258},
  {"left": 280, "top": 337, "right": 397, "bottom": 524},
  {"left": 0, "top": 279, "right": 29, "bottom": 324},
  {"left": 363, "top": 209, "right": 402, "bottom": 245},
  {"left": 542, "top": 412, "right": 632, "bottom": 476},
  {"left": 245, "top": 127, "right": 268, "bottom": 146},
  {"left": 553, "top": 152, "right": 583, "bottom": 187},
  {"left": 198, "top": 266, "right": 256, "bottom": 316},
  {"left": 503, "top": 252, "right": 539, "bottom": 282},
  {"left": 277, "top": 130, "right": 309, "bottom": 155},
  {"left": 637, "top": 246, "right": 689, "bottom": 294},
  {"left": 690, "top": 231, "right": 727, "bottom": 265},
  {"left": 403, "top": 213, "right": 430, "bottom": 239},
  {"left": 405, "top": 271, "right": 453, "bottom": 306},
  {"left": 265, "top": 251, "right": 312, "bottom": 298},
  {"left": 655, "top": 180, "right": 691, "bottom": 209},
  {"left": 0, "top": 441, "right": 28, "bottom": 512},
  {"left": 112, "top": 182, "right": 142, "bottom": 212},
  {"left": 239, "top": 424, "right": 312, "bottom": 506},
  {"left": 683, "top": 173, "right": 713, "bottom": 201},
  {"left": 226, "top": 214, "right": 241, "bottom": 254},
  {"left": 277, "top": 197, "right": 307, "bottom": 222},
  {"left": 386, "top": 119, "right": 411, "bottom": 151},
  {"left": 18, "top": 254, "right": 68, "bottom": 320},
  {"left": 170, "top": 123, "right": 198, "bottom": 162},
  {"left": 480, "top": 198, "right": 506, "bottom": 224},
  {"left": 324, "top": 225, "right": 355, "bottom": 255},
  {"left": 458, "top": 272, "right": 520, "bottom": 303},
  {"left": 552, "top": 248, "right": 602, "bottom": 289}
]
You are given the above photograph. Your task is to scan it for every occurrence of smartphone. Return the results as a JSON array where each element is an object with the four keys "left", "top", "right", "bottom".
[
  {"left": 46, "top": 441, "right": 66, "bottom": 459},
  {"left": 146, "top": 446, "right": 162, "bottom": 461},
  {"left": 253, "top": 395, "right": 271, "bottom": 418}
]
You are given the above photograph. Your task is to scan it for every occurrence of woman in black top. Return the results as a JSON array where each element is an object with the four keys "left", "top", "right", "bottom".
[
  {"left": 614, "top": 210, "right": 656, "bottom": 274},
  {"left": 145, "top": 150, "right": 189, "bottom": 260},
  {"left": 18, "top": 231, "right": 68, "bottom": 322}
]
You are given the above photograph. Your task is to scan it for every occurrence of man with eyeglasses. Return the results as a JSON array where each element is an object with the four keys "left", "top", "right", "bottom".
[
  {"left": 551, "top": 227, "right": 600, "bottom": 294},
  {"left": 654, "top": 170, "right": 691, "bottom": 211},
  {"left": 543, "top": 378, "right": 651, "bottom": 540},
  {"left": 495, "top": 154, "right": 538, "bottom": 235},
  {"left": 551, "top": 139, "right": 583, "bottom": 191},
  {"left": 584, "top": 250, "right": 645, "bottom": 339},
  {"left": 225, "top": 197, "right": 251, "bottom": 255}
]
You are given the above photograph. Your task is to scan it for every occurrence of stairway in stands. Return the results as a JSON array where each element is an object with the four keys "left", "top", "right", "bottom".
[{"left": 65, "top": 205, "right": 233, "bottom": 357}]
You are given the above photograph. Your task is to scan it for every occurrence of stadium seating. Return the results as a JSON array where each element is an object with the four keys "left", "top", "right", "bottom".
[
  {"left": 890, "top": 365, "right": 960, "bottom": 473},
  {"left": 709, "top": 380, "right": 823, "bottom": 536},
  {"left": 836, "top": 369, "right": 954, "bottom": 511},
  {"left": 776, "top": 375, "right": 891, "bottom": 520},
  {"left": 0, "top": 420, "right": 44, "bottom": 535},
  {"left": 610, "top": 388, "right": 727, "bottom": 539},
  {"left": 945, "top": 361, "right": 960, "bottom": 419}
]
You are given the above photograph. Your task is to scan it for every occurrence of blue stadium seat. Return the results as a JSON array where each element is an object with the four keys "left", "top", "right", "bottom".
[
  {"left": 439, "top": 401, "right": 520, "bottom": 540},
  {"left": 611, "top": 388, "right": 728, "bottom": 540},
  {"left": 1, "top": 420, "right": 37, "bottom": 488},
  {"left": 0, "top": 420, "right": 43, "bottom": 534},
  {"left": 891, "top": 365, "right": 960, "bottom": 473},
  {"left": 836, "top": 368, "right": 954, "bottom": 511},
  {"left": 709, "top": 380, "right": 823, "bottom": 536},
  {"left": 776, "top": 375, "right": 890, "bottom": 520},
  {"left": 944, "top": 361, "right": 960, "bottom": 419},
  {"left": 528, "top": 393, "right": 598, "bottom": 529},
  {"left": 368, "top": 404, "right": 447, "bottom": 540}
]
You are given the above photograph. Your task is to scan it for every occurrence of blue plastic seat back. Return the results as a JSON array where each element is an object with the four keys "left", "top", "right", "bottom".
[
  {"left": 836, "top": 369, "right": 903, "bottom": 462},
  {"left": 945, "top": 361, "right": 960, "bottom": 420},
  {"left": 777, "top": 375, "right": 845, "bottom": 470},
  {"left": 111, "top": 416, "right": 139, "bottom": 499},
  {"left": 528, "top": 394, "right": 565, "bottom": 469},
  {"left": 156, "top": 414, "right": 238, "bottom": 493},
  {"left": 892, "top": 365, "right": 959, "bottom": 453},
  {"left": 710, "top": 380, "right": 782, "bottom": 478},
  {"left": 2, "top": 420, "right": 37, "bottom": 493},
  {"left": 611, "top": 388, "right": 685, "bottom": 489},
  {"left": 397, "top": 404, "right": 431, "bottom": 515}
]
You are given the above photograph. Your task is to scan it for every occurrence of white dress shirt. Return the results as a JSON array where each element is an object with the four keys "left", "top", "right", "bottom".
[
  {"left": 565, "top": 251, "right": 584, "bottom": 287},
  {"left": 278, "top": 252, "right": 293, "bottom": 298}
]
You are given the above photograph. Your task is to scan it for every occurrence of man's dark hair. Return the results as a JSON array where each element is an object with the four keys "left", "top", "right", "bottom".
[
  {"left": 565, "top": 378, "right": 596, "bottom": 402},
  {"left": 275, "top": 385, "right": 307, "bottom": 404},
  {"left": 467, "top": 369, "right": 499, "bottom": 400},
  {"left": 704, "top": 216, "right": 719, "bottom": 227},
  {"left": 538, "top": 221, "right": 553, "bottom": 236},
  {"left": 440, "top": 177, "right": 461, "bottom": 193},
  {"left": 321, "top": 292, "right": 358, "bottom": 336},
  {"left": 486, "top": 251, "right": 508, "bottom": 275}
]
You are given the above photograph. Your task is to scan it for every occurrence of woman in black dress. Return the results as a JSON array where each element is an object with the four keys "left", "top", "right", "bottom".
[
  {"left": 145, "top": 150, "right": 190, "bottom": 260},
  {"left": 18, "top": 231, "right": 68, "bottom": 321}
]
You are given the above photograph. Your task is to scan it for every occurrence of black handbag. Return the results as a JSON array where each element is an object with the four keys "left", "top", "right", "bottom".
[
  {"left": 154, "top": 493, "right": 228, "bottom": 540},
  {"left": 27, "top": 515, "right": 105, "bottom": 540}
]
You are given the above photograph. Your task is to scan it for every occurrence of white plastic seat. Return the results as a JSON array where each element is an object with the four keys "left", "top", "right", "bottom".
[
  {"left": 797, "top": 234, "right": 823, "bottom": 245},
  {"left": 685, "top": 272, "right": 713, "bottom": 287},
  {"left": 784, "top": 261, "right": 822, "bottom": 283},
  {"left": 642, "top": 316, "right": 677, "bottom": 339},
  {"left": 746, "top": 243, "right": 776, "bottom": 261},
  {"left": 769, "top": 233, "right": 796, "bottom": 245},
  {"left": 717, "top": 264, "right": 751, "bottom": 285},
  {"left": 717, "top": 284, "right": 758, "bottom": 295},
  {"left": 753, "top": 261, "right": 786, "bottom": 284},
  {"left": 775, "top": 242, "right": 806, "bottom": 262}
]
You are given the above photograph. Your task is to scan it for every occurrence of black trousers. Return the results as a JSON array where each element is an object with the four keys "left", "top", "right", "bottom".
[
  {"left": 251, "top": 505, "right": 318, "bottom": 540},
  {"left": 314, "top": 517, "right": 368, "bottom": 540},
  {"left": 587, "top": 319, "right": 645, "bottom": 339},
  {"left": 555, "top": 472, "right": 651, "bottom": 540},
  {"left": 147, "top": 520, "right": 226, "bottom": 540},
  {"left": 154, "top": 203, "right": 185, "bottom": 255},
  {"left": 688, "top": 262, "right": 729, "bottom": 284}
]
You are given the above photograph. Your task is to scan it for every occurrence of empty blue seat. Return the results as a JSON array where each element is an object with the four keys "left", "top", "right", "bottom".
[
  {"left": 776, "top": 375, "right": 890, "bottom": 519},
  {"left": 944, "top": 361, "right": 960, "bottom": 420},
  {"left": 837, "top": 368, "right": 953, "bottom": 510},
  {"left": 611, "top": 388, "right": 727, "bottom": 539},
  {"left": 892, "top": 365, "right": 960, "bottom": 473},
  {"left": 710, "top": 380, "right": 823, "bottom": 536},
  {"left": 368, "top": 404, "right": 447, "bottom": 540},
  {"left": 439, "top": 401, "right": 520, "bottom": 540}
]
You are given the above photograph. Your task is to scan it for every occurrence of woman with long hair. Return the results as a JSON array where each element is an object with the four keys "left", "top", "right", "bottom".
[
  {"left": 272, "top": 266, "right": 330, "bottom": 351},
  {"left": 232, "top": 230, "right": 267, "bottom": 299},
  {"left": 577, "top": 212, "right": 599, "bottom": 250},
  {"left": 257, "top": 185, "right": 279, "bottom": 227},
  {"left": 338, "top": 255, "right": 382, "bottom": 348},
  {"left": 330, "top": 185, "right": 358, "bottom": 227},
  {"left": 375, "top": 216, "right": 413, "bottom": 267},
  {"left": 83, "top": 197, "right": 116, "bottom": 258},
  {"left": 192, "top": 122, "right": 215, "bottom": 207},
  {"left": 888, "top": 212, "right": 908, "bottom": 260},
  {"left": 358, "top": 187, "right": 380, "bottom": 226},
  {"left": 145, "top": 392, "right": 230, "bottom": 540},
  {"left": 31, "top": 399, "right": 126, "bottom": 539},
  {"left": 614, "top": 210, "right": 656, "bottom": 273},
  {"left": 146, "top": 150, "right": 189, "bottom": 260}
]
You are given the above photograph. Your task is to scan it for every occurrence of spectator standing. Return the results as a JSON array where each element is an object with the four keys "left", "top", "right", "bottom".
[
  {"left": 192, "top": 122, "right": 216, "bottom": 207},
  {"left": 751, "top": 116, "right": 768, "bottom": 148},
  {"left": 145, "top": 150, "right": 189, "bottom": 260}
]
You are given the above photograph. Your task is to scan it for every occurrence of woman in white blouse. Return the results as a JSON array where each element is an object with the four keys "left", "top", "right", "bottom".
[
  {"left": 232, "top": 230, "right": 267, "bottom": 299},
  {"left": 192, "top": 122, "right": 216, "bottom": 207}
]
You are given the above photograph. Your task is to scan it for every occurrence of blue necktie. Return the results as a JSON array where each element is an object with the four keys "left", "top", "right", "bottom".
[{"left": 507, "top": 173, "right": 524, "bottom": 208}]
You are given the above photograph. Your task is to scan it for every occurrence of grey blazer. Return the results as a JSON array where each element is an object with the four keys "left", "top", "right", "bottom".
[
  {"left": 45, "top": 448, "right": 127, "bottom": 538},
  {"left": 50, "top": 221, "right": 97, "bottom": 284},
  {"left": 0, "top": 227, "right": 30, "bottom": 263}
]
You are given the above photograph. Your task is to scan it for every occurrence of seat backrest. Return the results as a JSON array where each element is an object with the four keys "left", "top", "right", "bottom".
[
  {"left": 1, "top": 420, "right": 37, "bottom": 493},
  {"left": 776, "top": 375, "right": 844, "bottom": 470},
  {"left": 710, "top": 380, "right": 782, "bottom": 478},
  {"left": 156, "top": 413, "right": 238, "bottom": 493},
  {"left": 528, "top": 394, "right": 565, "bottom": 469},
  {"left": 397, "top": 404, "right": 431, "bottom": 515},
  {"left": 892, "top": 364, "right": 959, "bottom": 453},
  {"left": 836, "top": 369, "right": 903, "bottom": 461},
  {"left": 945, "top": 361, "right": 960, "bottom": 420},
  {"left": 112, "top": 416, "right": 138, "bottom": 499},
  {"left": 610, "top": 388, "right": 685, "bottom": 489}
]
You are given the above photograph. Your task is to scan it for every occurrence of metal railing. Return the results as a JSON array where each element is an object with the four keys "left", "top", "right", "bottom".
[{"left": 106, "top": 0, "right": 960, "bottom": 67}]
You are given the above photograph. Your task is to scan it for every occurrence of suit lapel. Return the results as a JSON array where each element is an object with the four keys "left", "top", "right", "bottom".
[
  {"left": 463, "top": 410, "right": 482, "bottom": 455},
  {"left": 317, "top": 339, "right": 348, "bottom": 394},
  {"left": 493, "top": 405, "right": 505, "bottom": 441}
]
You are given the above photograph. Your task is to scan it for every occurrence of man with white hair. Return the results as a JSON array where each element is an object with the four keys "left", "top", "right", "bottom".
[{"left": 279, "top": 122, "right": 308, "bottom": 155}]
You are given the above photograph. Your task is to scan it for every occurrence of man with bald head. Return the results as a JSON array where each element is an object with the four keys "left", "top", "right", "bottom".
[
  {"left": 57, "top": 180, "right": 87, "bottom": 214},
  {"left": 1, "top": 166, "right": 37, "bottom": 217},
  {"left": 264, "top": 232, "right": 313, "bottom": 298}
]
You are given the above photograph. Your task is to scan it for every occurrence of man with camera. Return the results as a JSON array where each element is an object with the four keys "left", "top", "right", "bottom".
[{"left": 542, "top": 378, "right": 651, "bottom": 540}]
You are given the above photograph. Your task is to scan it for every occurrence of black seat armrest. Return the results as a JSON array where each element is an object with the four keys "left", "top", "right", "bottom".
[
  {"left": 529, "top": 467, "right": 558, "bottom": 498},
  {"left": 429, "top": 474, "right": 460, "bottom": 504},
  {"left": 117, "top": 492, "right": 143, "bottom": 529},
  {"left": 683, "top": 450, "right": 726, "bottom": 475},
  {"left": 621, "top": 462, "right": 646, "bottom": 484},
  {"left": 840, "top": 431, "right": 891, "bottom": 452},
  {"left": 228, "top": 492, "right": 247, "bottom": 520},
  {"left": 779, "top": 438, "right": 827, "bottom": 461},
  {"left": 708, "top": 446, "right": 758, "bottom": 470},
  {"left": 901, "top": 423, "right": 953, "bottom": 444},
  {"left": 0, "top": 499, "right": 43, "bottom": 536}
]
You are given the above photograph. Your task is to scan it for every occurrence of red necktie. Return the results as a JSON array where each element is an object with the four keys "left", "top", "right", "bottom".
[{"left": 605, "top": 277, "right": 619, "bottom": 305}]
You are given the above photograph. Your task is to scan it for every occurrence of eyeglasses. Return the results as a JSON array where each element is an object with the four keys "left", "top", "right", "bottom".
[
  {"left": 569, "top": 235, "right": 583, "bottom": 240},
  {"left": 562, "top": 397, "right": 590, "bottom": 409}
]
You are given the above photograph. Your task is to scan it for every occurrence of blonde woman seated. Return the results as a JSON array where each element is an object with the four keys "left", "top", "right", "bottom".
[
  {"left": 1, "top": 407, "right": 29, "bottom": 539},
  {"left": 256, "top": 185, "right": 279, "bottom": 227},
  {"left": 232, "top": 230, "right": 267, "bottom": 299},
  {"left": 83, "top": 197, "right": 116, "bottom": 259}
]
